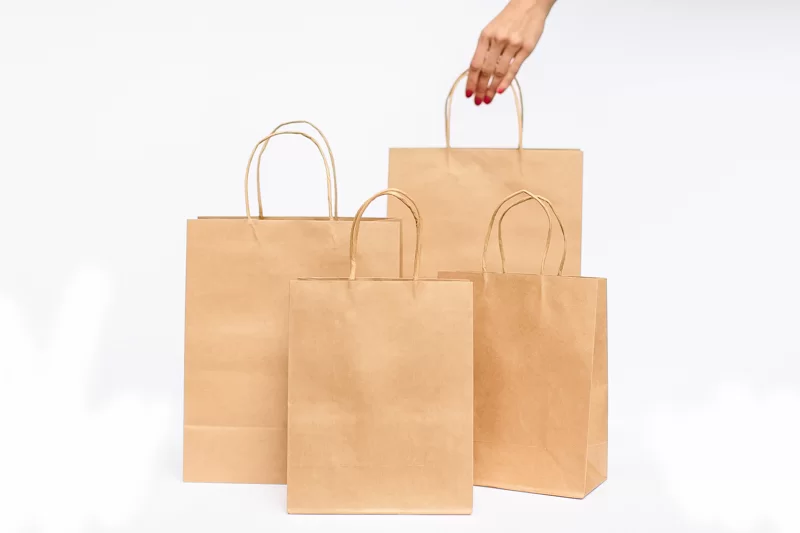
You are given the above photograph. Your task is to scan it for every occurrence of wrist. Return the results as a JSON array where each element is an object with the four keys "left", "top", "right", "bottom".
[{"left": 509, "top": 0, "right": 555, "bottom": 16}]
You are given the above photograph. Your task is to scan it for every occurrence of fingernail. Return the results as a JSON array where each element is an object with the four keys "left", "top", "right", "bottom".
[
  {"left": 484, "top": 96, "right": 492, "bottom": 104},
  {"left": 497, "top": 87, "right": 505, "bottom": 94},
  {"left": 474, "top": 96, "right": 481, "bottom": 106},
  {"left": 466, "top": 89, "right": 473, "bottom": 98}
]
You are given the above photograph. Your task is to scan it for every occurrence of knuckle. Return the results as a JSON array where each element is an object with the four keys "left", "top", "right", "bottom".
[
  {"left": 509, "top": 33, "right": 524, "bottom": 47},
  {"left": 480, "top": 65, "right": 494, "bottom": 75},
  {"left": 495, "top": 68, "right": 509, "bottom": 78},
  {"left": 469, "top": 60, "right": 482, "bottom": 72},
  {"left": 494, "top": 32, "right": 509, "bottom": 44},
  {"left": 522, "top": 41, "right": 535, "bottom": 53}
]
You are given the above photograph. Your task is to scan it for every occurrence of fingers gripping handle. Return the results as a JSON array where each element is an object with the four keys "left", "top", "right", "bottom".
[{"left": 444, "top": 69, "right": 524, "bottom": 149}]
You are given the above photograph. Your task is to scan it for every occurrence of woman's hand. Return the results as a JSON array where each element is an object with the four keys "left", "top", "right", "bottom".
[{"left": 466, "top": 0, "right": 556, "bottom": 105}]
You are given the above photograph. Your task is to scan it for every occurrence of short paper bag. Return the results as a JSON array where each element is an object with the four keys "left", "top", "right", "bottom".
[
  {"left": 183, "top": 125, "right": 402, "bottom": 484},
  {"left": 440, "top": 191, "right": 607, "bottom": 499},
  {"left": 389, "top": 71, "right": 583, "bottom": 277},
  {"left": 287, "top": 189, "right": 474, "bottom": 514}
]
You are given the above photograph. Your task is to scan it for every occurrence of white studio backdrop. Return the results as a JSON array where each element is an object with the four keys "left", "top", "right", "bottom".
[{"left": 1, "top": 0, "right": 798, "bottom": 532}]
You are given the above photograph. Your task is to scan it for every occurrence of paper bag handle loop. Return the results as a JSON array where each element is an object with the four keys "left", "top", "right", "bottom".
[
  {"left": 243, "top": 131, "right": 334, "bottom": 220},
  {"left": 483, "top": 191, "right": 552, "bottom": 274},
  {"left": 444, "top": 69, "right": 524, "bottom": 149},
  {"left": 482, "top": 190, "right": 567, "bottom": 275},
  {"left": 349, "top": 188, "right": 422, "bottom": 281},
  {"left": 256, "top": 120, "right": 338, "bottom": 219},
  {"left": 498, "top": 194, "right": 567, "bottom": 275}
]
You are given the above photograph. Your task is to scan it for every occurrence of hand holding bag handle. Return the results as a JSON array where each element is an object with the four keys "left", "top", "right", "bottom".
[
  {"left": 444, "top": 70, "right": 524, "bottom": 149},
  {"left": 243, "top": 131, "right": 334, "bottom": 220},
  {"left": 349, "top": 188, "right": 422, "bottom": 281},
  {"left": 256, "top": 121, "right": 339, "bottom": 219}
]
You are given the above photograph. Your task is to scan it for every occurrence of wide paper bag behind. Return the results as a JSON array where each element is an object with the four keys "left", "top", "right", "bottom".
[
  {"left": 440, "top": 191, "right": 607, "bottom": 498},
  {"left": 389, "top": 71, "right": 583, "bottom": 278},
  {"left": 184, "top": 127, "right": 402, "bottom": 484},
  {"left": 287, "top": 190, "right": 474, "bottom": 514}
]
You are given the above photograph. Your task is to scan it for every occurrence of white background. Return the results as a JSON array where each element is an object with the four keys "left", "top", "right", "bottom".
[{"left": 1, "top": 0, "right": 799, "bottom": 531}]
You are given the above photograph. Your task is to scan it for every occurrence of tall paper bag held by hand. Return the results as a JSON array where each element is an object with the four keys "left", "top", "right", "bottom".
[
  {"left": 183, "top": 125, "right": 402, "bottom": 484},
  {"left": 287, "top": 189, "right": 474, "bottom": 514},
  {"left": 388, "top": 71, "right": 583, "bottom": 277},
  {"left": 440, "top": 191, "right": 608, "bottom": 499}
]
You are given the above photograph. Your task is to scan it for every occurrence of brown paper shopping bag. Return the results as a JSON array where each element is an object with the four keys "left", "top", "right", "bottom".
[
  {"left": 440, "top": 191, "right": 607, "bottom": 499},
  {"left": 287, "top": 189, "right": 474, "bottom": 514},
  {"left": 389, "top": 71, "right": 583, "bottom": 278},
  {"left": 183, "top": 127, "right": 402, "bottom": 484}
]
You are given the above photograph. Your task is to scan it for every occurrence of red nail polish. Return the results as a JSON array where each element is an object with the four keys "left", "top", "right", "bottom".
[
  {"left": 466, "top": 90, "right": 473, "bottom": 98},
  {"left": 474, "top": 96, "right": 481, "bottom": 106},
  {"left": 497, "top": 87, "right": 505, "bottom": 94},
  {"left": 484, "top": 96, "right": 492, "bottom": 104}
]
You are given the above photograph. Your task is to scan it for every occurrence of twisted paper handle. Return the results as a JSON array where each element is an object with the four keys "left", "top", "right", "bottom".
[
  {"left": 444, "top": 69, "right": 524, "bottom": 149},
  {"left": 482, "top": 190, "right": 567, "bottom": 275},
  {"left": 255, "top": 120, "right": 338, "bottom": 219},
  {"left": 243, "top": 131, "right": 333, "bottom": 220},
  {"left": 349, "top": 189, "right": 422, "bottom": 281}
]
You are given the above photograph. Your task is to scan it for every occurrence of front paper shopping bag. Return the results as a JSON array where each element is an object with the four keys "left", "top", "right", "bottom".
[
  {"left": 183, "top": 126, "right": 402, "bottom": 484},
  {"left": 287, "top": 189, "right": 474, "bottom": 514},
  {"left": 389, "top": 70, "right": 583, "bottom": 277},
  {"left": 440, "top": 191, "right": 607, "bottom": 499}
]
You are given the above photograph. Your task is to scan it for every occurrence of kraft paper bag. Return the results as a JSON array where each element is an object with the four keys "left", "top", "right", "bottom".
[
  {"left": 183, "top": 126, "right": 402, "bottom": 484},
  {"left": 388, "top": 70, "right": 583, "bottom": 278},
  {"left": 287, "top": 189, "right": 474, "bottom": 514},
  {"left": 440, "top": 191, "right": 608, "bottom": 499}
]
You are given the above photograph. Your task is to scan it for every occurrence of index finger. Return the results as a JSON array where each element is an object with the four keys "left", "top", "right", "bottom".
[
  {"left": 466, "top": 32, "right": 490, "bottom": 98},
  {"left": 497, "top": 43, "right": 533, "bottom": 95}
]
